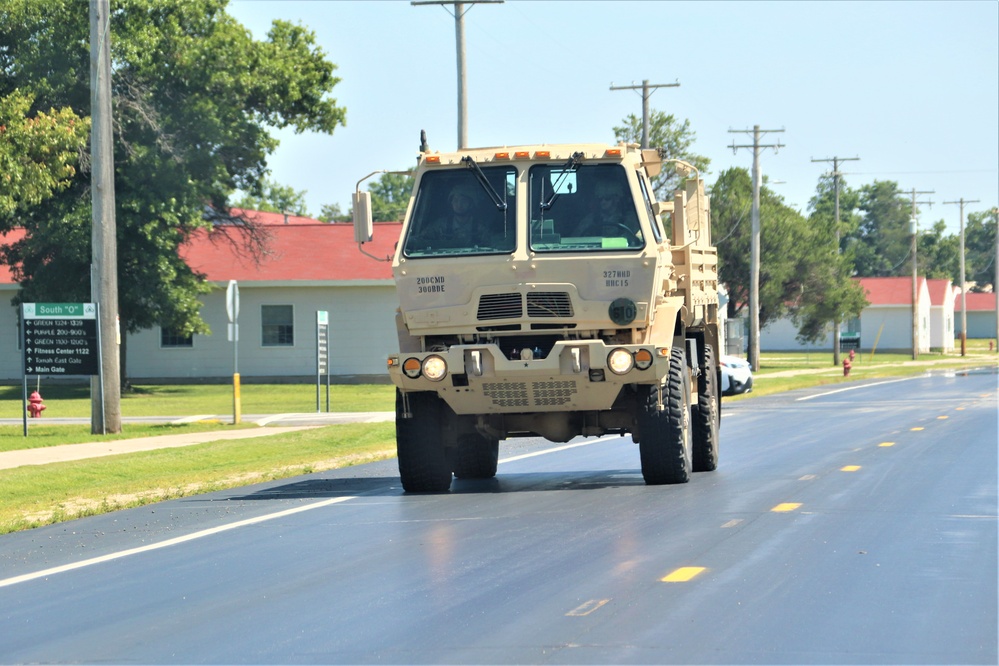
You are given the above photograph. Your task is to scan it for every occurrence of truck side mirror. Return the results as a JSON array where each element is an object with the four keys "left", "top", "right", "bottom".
[{"left": 352, "top": 191, "right": 373, "bottom": 243}]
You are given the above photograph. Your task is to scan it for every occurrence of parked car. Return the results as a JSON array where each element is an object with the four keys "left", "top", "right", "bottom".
[{"left": 720, "top": 354, "right": 753, "bottom": 396}]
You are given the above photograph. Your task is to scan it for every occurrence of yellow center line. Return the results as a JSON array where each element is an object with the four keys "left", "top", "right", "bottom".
[
  {"left": 661, "top": 567, "right": 706, "bottom": 582},
  {"left": 937, "top": 415, "right": 949, "bottom": 420},
  {"left": 841, "top": 465, "right": 861, "bottom": 472},
  {"left": 879, "top": 442, "right": 895, "bottom": 447},
  {"left": 911, "top": 427, "right": 924, "bottom": 431},
  {"left": 771, "top": 502, "right": 802, "bottom": 513}
]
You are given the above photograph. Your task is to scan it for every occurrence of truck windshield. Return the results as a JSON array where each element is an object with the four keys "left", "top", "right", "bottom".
[
  {"left": 529, "top": 164, "right": 644, "bottom": 252},
  {"left": 403, "top": 167, "right": 517, "bottom": 257}
]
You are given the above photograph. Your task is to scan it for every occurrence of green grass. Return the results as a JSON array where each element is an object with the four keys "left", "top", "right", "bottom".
[
  {"left": 0, "top": 422, "right": 257, "bottom": 453},
  {"left": 0, "top": 382, "right": 396, "bottom": 419},
  {"left": 0, "top": 423, "right": 396, "bottom": 534},
  {"left": 1, "top": 349, "right": 996, "bottom": 534}
]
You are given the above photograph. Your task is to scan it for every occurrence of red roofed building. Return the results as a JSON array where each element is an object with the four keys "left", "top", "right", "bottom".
[
  {"left": 955, "top": 290, "right": 999, "bottom": 340},
  {"left": 854, "top": 277, "right": 932, "bottom": 353},
  {"left": 0, "top": 218, "right": 405, "bottom": 382}
]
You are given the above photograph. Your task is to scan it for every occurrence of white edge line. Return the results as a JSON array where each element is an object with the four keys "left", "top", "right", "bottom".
[
  {"left": 254, "top": 413, "right": 298, "bottom": 426},
  {"left": 796, "top": 376, "right": 921, "bottom": 401},
  {"left": 499, "top": 436, "right": 617, "bottom": 464},
  {"left": 4, "top": 434, "right": 623, "bottom": 588},
  {"left": 0, "top": 496, "right": 357, "bottom": 589}
]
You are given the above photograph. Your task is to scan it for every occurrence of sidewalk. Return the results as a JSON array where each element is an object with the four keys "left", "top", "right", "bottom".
[{"left": 0, "top": 411, "right": 395, "bottom": 471}]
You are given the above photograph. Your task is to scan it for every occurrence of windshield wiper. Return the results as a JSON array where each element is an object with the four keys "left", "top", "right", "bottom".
[
  {"left": 461, "top": 156, "right": 507, "bottom": 211},
  {"left": 540, "top": 151, "right": 584, "bottom": 211}
]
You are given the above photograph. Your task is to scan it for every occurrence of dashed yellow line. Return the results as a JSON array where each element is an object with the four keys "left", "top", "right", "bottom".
[
  {"left": 879, "top": 442, "right": 895, "bottom": 447},
  {"left": 771, "top": 502, "right": 802, "bottom": 513},
  {"left": 911, "top": 427, "right": 924, "bottom": 431},
  {"left": 661, "top": 567, "right": 706, "bottom": 582},
  {"left": 841, "top": 465, "right": 861, "bottom": 472},
  {"left": 937, "top": 415, "right": 949, "bottom": 420}
]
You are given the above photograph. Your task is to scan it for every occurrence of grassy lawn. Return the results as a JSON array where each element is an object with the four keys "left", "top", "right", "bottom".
[{"left": 0, "top": 346, "right": 995, "bottom": 534}]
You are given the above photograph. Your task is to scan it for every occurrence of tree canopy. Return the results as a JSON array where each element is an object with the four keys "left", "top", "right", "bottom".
[
  {"left": 613, "top": 110, "right": 710, "bottom": 201},
  {"left": 0, "top": 90, "right": 90, "bottom": 216},
  {"left": 231, "top": 178, "right": 309, "bottom": 216},
  {"left": 0, "top": 0, "right": 345, "bottom": 351}
]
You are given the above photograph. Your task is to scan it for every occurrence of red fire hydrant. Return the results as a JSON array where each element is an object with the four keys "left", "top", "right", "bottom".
[
  {"left": 849, "top": 349, "right": 856, "bottom": 361},
  {"left": 842, "top": 357, "right": 852, "bottom": 377},
  {"left": 27, "top": 391, "right": 46, "bottom": 418}
]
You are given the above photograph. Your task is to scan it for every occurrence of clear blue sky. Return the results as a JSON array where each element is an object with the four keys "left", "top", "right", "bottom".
[{"left": 228, "top": 0, "right": 998, "bottom": 235}]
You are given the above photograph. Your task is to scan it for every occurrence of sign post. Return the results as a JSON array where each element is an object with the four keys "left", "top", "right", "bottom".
[
  {"left": 21, "top": 303, "right": 101, "bottom": 435},
  {"left": 316, "top": 311, "right": 330, "bottom": 412},
  {"left": 226, "top": 280, "right": 241, "bottom": 424}
]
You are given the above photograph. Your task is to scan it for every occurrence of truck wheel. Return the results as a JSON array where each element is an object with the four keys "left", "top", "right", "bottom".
[
  {"left": 638, "top": 346, "right": 691, "bottom": 485},
  {"left": 452, "top": 433, "right": 499, "bottom": 479},
  {"left": 396, "top": 390, "right": 453, "bottom": 492},
  {"left": 692, "top": 343, "right": 720, "bottom": 472}
]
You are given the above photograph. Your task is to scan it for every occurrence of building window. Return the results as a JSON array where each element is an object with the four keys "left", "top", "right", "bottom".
[
  {"left": 262, "top": 305, "right": 294, "bottom": 346},
  {"left": 161, "top": 328, "right": 193, "bottom": 348}
]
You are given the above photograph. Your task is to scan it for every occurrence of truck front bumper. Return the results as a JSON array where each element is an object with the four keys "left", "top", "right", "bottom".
[{"left": 388, "top": 341, "right": 670, "bottom": 415}]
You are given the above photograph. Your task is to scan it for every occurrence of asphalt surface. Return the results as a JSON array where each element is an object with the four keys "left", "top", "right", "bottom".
[{"left": 0, "top": 367, "right": 996, "bottom": 664}]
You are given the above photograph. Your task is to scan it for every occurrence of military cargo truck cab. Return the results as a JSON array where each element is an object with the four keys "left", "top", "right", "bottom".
[{"left": 354, "top": 139, "right": 720, "bottom": 492}]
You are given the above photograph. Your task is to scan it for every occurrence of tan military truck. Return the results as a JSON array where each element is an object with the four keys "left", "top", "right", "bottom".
[{"left": 354, "top": 136, "right": 720, "bottom": 492}]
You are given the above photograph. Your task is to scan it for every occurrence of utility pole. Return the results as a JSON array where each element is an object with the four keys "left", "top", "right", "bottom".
[
  {"left": 729, "top": 125, "right": 785, "bottom": 372},
  {"left": 412, "top": 0, "right": 503, "bottom": 150},
  {"left": 903, "top": 187, "right": 934, "bottom": 361},
  {"left": 609, "top": 80, "right": 680, "bottom": 148},
  {"left": 89, "top": 0, "right": 121, "bottom": 434},
  {"left": 811, "top": 155, "right": 859, "bottom": 366},
  {"left": 944, "top": 197, "right": 980, "bottom": 356}
]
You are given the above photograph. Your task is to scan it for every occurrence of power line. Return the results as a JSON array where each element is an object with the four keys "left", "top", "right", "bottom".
[
  {"left": 728, "top": 126, "right": 785, "bottom": 372},
  {"left": 811, "top": 155, "right": 860, "bottom": 366},
  {"left": 943, "top": 197, "right": 980, "bottom": 356},
  {"left": 609, "top": 80, "right": 680, "bottom": 149}
]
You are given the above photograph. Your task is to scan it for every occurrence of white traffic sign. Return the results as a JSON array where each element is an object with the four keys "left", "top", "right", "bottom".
[{"left": 226, "top": 280, "right": 239, "bottom": 322}]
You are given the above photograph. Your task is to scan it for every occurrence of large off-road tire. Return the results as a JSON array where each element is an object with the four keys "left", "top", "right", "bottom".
[
  {"left": 637, "top": 346, "right": 692, "bottom": 485},
  {"left": 692, "top": 343, "right": 720, "bottom": 472},
  {"left": 451, "top": 433, "right": 499, "bottom": 479},
  {"left": 395, "top": 390, "right": 453, "bottom": 493}
]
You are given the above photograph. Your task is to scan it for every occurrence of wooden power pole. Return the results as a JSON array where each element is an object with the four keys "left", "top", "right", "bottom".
[
  {"left": 89, "top": 0, "right": 121, "bottom": 434},
  {"left": 943, "top": 197, "right": 979, "bottom": 356}
]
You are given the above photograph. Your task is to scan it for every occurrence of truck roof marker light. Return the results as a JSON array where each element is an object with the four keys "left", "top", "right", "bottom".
[
  {"left": 424, "top": 155, "right": 441, "bottom": 164},
  {"left": 403, "top": 357, "right": 422, "bottom": 379},
  {"left": 514, "top": 151, "right": 531, "bottom": 159},
  {"left": 494, "top": 152, "right": 510, "bottom": 160},
  {"left": 634, "top": 348, "right": 654, "bottom": 370},
  {"left": 605, "top": 148, "right": 622, "bottom": 157},
  {"left": 534, "top": 150, "right": 551, "bottom": 159},
  {"left": 422, "top": 355, "right": 448, "bottom": 382}
]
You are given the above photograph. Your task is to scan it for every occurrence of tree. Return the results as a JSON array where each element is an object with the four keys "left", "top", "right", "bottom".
[
  {"left": 0, "top": 0, "right": 346, "bottom": 382},
  {"left": 0, "top": 90, "right": 90, "bottom": 215},
  {"left": 231, "top": 178, "right": 309, "bottom": 216},
  {"left": 846, "top": 181, "right": 916, "bottom": 276},
  {"left": 317, "top": 202, "right": 348, "bottom": 223},
  {"left": 369, "top": 171, "right": 414, "bottom": 222},
  {"left": 613, "top": 110, "right": 710, "bottom": 201},
  {"left": 711, "top": 167, "right": 866, "bottom": 341},
  {"left": 965, "top": 209, "right": 998, "bottom": 290}
]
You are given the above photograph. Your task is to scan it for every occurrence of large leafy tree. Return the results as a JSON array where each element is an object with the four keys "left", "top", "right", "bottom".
[
  {"left": 613, "top": 110, "right": 710, "bottom": 201},
  {"left": 963, "top": 210, "right": 997, "bottom": 291},
  {"left": 0, "top": 90, "right": 90, "bottom": 215},
  {"left": 846, "top": 181, "right": 917, "bottom": 276},
  {"left": 231, "top": 178, "right": 309, "bottom": 216},
  {"left": 369, "top": 171, "right": 414, "bottom": 222},
  {"left": 711, "top": 167, "right": 866, "bottom": 341},
  {"left": 0, "top": 0, "right": 345, "bottom": 377}
]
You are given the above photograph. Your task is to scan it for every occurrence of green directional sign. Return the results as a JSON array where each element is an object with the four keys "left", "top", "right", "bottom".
[
  {"left": 22, "top": 302, "right": 97, "bottom": 320},
  {"left": 22, "top": 303, "right": 100, "bottom": 376}
]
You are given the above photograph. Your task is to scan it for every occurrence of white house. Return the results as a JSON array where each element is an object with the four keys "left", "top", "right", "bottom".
[
  {"left": 925, "top": 278, "right": 955, "bottom": 352},
  {"left": 955, "top": 291, "right": 999, "bottom": 340},
  {"left": 1, "top": 214, "right": 404, "bottom": 383}
]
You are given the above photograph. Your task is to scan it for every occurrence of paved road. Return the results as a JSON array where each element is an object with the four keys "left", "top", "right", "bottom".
[{"left": 0, "top": 369, "right": 996, "bottom": 664}]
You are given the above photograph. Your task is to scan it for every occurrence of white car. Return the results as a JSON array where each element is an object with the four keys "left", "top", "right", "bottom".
[{"left": 720, "top": 354, "right": 753, "bottom": 396}]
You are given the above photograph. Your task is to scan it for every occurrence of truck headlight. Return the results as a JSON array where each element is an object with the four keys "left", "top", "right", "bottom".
[
  {"left": 422, "top": 355, "right": 448, "bottom": 381},
  {"left": 607, "top": 348, "right": 634, "bottom": 375}
]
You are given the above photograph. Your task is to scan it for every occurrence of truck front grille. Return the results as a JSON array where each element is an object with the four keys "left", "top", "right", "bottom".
[
  {"left": 477, "top": 291, "right": 573, "bottom": 321},
  {"left": 477, "top": 293, "right": 522, "bottom": 320},
  {"left": 482, "top": 380, "right": 577, "bottom": 408},
  {"left": 527, "top": 292, "right": 573, "bottom": 318}
]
